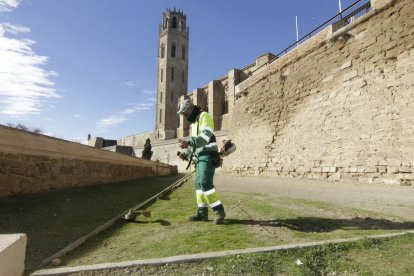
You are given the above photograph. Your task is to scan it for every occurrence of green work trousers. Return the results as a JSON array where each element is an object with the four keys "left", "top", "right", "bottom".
[{"left": 195, "top": 153, "right": 224, "bottom": 216}]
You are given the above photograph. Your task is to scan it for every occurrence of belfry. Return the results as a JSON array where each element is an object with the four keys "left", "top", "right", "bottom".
[{"left": 155, "top": 8, "right": 189, "bottom": 140}]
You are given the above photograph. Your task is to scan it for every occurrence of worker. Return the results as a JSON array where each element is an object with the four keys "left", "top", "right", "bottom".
[{"left": 177, "top": 99, "right": 226, "bottom": 224}]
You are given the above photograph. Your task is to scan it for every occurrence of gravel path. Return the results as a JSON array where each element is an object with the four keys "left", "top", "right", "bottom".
[{"left": 215, "top": 175, "right": 414, "bottom": 221}]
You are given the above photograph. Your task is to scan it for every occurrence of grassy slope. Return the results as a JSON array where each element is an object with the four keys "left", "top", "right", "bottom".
[
  {"left": 61, "top": 177, "right": 414, "bottom": 271},
  {"left": 0, "top": 174, "right": 183, "bottom": 270}
]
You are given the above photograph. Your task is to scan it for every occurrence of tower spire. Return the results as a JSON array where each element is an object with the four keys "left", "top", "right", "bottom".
[{"left": 155, "top": 8, "right": 189, "bottom": 140}]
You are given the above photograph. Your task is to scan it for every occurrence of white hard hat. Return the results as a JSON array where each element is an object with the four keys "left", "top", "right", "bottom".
[{"left": 177, "top": 99, "right": 194, "bottom": 114}]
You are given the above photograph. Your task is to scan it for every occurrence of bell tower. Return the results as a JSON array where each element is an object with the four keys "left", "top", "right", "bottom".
[{"left": 155, "top": 8, "right": 189, "bottom": 140}]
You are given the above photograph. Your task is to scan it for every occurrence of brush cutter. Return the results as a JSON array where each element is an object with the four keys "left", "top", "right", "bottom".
[{"left": 123, "top": 210, "right": 151, "bottom": 221}]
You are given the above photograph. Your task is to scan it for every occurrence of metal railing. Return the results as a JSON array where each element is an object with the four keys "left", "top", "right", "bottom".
[{"left": 247, "top": 0, "right": 372, "bottom": 77}]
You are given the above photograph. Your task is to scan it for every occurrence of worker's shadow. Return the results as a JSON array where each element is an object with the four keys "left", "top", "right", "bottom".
[
  {"left": 129, "top": 219, "right": 171, "bottom": 226},
  {"left": 225, "top": 217, "right": 414, "bottom": 232}
]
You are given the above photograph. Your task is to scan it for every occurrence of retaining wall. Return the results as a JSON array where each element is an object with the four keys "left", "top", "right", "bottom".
[
  {"left": 0, "top": 125, "right": 176, "bottom": 198},
  {"left": 223, "top": 0, "right": 414, "bottom": 184}
]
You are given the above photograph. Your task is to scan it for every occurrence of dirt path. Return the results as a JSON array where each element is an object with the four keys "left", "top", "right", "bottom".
[{"left": 215, "top": 175, "right": 414, "bottom": 221}]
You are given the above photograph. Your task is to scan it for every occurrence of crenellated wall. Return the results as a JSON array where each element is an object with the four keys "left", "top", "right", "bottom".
[
  {"left": 0, "top": 125, "right": 176, "bottom": 198},
  {"left": 223, "top": 0, "right": 414, "bottom": 184}
]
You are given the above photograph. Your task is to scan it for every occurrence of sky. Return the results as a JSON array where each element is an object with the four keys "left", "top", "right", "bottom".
[{"left": 0, "top": 0, "right": 363, "bottom": 143}]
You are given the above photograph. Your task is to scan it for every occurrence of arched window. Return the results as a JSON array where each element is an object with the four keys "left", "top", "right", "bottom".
[
  {"left": 180, "top": 20, "right": 184, "bottom": 31},
  {"left": 181, "top": 46, "right": 185, "bottom": 60},
  {"left": 171, "top": 67, "right": 175, "bottom": 82},
  {"left": 172, "top": 17, "right": 177, "bottom": 28},
  {"left": 160, "top": 69, "right": 163, "bottom": 82},
  {"left": 161, "top": 45, "right": 165, "bottom": 59},
  {"left": 171, "top": 43, "right": 176, "bottom": 58},
  {"left": 164, "top": 18, "right": 168, "bottom": 29}
]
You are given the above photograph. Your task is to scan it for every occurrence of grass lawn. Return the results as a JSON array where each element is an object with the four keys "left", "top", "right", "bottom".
[
  {"left": 0, "top": 174, "right": 184, "bottom": 271},
  {"left": 58, "top": 176, "right": 414, "bottom": 273},
  {"left": 77, "top": 233, "right": 414, "bottom": 275}
]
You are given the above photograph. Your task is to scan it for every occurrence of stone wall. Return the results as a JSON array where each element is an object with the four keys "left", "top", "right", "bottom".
[
  {"left": 117, "top": 131, "right": 156, "bottom": 148},
  {"left": 0, "top": 125, "right": 176, "bottom": 198},
  {"left": 223, "top": 0, "right": 414, "bottom": 184}
]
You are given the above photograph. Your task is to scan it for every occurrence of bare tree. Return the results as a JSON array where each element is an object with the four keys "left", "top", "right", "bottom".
[{"left": 5, "top": 122, "right": 43, "bottom": 134}]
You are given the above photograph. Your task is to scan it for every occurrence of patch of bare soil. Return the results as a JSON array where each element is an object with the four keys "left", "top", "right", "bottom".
[{"left": 215, "top": 175, "right": 414, "bottom": 221}]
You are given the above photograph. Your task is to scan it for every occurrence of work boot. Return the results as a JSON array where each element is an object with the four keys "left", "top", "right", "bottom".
[
  {"left": 214, "top": 211, "right": 226, "bottom": 224},
  {"left": 187, "top": 207, "right": 208, "bottom": 222},
  {"left": 187, "top": 213, "right": 208, "bottom": 222}
]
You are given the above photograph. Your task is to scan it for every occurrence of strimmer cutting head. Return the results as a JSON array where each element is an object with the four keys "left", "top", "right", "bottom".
[{"left": 123, "top": 210, "right": 152, "bottom": 221}]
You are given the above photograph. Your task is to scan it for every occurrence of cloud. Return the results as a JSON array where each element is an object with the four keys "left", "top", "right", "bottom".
[
  {"left": 73, "top": 113, "right": 86, "bottom": 120},
  {"left": 97, "top": 101, "right": 153, "bottom": 128},
  {"left": 124, "top": 80, "right": 144, "bottom": 87},
  {"left": 0, "top": 21, "right": 61, "bottom": 117},
  {"left": 147, "top": 97, "right": 156, "bottom": 102},
  {"left": 0, "top": 0, "right": 20, "bottom": 12},
  {"left": 142, "top": 89, "right": 155, "bottom": 94},
  {"left": 2, "top": 22, "right": 30, "bottom": 34}
]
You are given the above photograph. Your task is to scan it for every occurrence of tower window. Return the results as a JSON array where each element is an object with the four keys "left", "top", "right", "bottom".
[
  {"left": 171, "top": 67, "right": 175, "bottom": 82},
  {"left": 182, "top": 70, "right": 185, "bottom": 83},
  {"left": 171, "top": 43, "right": 176, "bottom": 58},
  {"left": 164, "top": 18, "right": 168, "bottom": 29},
  {"left": 180, "top": 20, "right": 184, "bottom": 31},
  {"left": 159, "top": 109, "right": 162, "bottom": 123},
  {"left": 160, "top": 92, "right": 163, "bottom": 103},
  {"left": 181, "top": 46, "right": 185, "bottom": 60},
  {"left": 161, "top": 45, "right": 165, "bottom": 59},
  {"left": 161, "top": 69, "right": 163, "bottom": 82},
  {"left": 171, "top": 91, "right": 174, "bottom": 103},
  {"left": 172, "top": 17, "right": 177, "bottom": 29}
]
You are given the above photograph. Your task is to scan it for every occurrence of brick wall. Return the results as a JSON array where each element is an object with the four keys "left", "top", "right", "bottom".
[
  {"left": 0, "top": 126, "right": 176, "bottom": 198},
  {"left": 223, "top": 0, "right": 414, "bottom": 184}
]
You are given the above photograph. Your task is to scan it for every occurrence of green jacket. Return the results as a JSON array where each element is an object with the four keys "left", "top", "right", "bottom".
[{"left": 182, "top": 111, "right": 218, "bottom": 159}]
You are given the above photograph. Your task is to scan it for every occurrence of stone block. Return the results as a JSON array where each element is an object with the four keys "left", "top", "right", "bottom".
[
  {"left": 349, "top": 167, "right": 358, "bottom": 173},
  {"left": 340, "top": 60, "right": 352, "bottom": 70},
  {"left": 354, "top": 30, "right": 367, "bottom": 41},
  {"left": 322, "top": 75, "right": 334, "bottom": 83},
  {"left": 383, "top": 178, "right": 401, "bottom": 185},
  {"left": 343, "top": 70, "right": 358, "bottom": 81},
  {"left": 308, "top": 173, "right": 322, "bottom": 179},
  {"left": 400, "top": 174, "right": 414, "bottom": 181},
  {"left": 358, "top": 176, "right": 372, "bottom": 183},
  {"left": 311, "top": 167, "right": 322, "bottom": 173},
  {"left": 0, "top": 234, "right": 27, "bottom": 276},
  {"left": 362, "top": 36, "right": 378, "bottom": 48},
  {"left": 328, "top": 173, "right": 341, "bottom": 181},
  {"left": 387, "top": 158, "right": 401, "bottom": 167},
  {"left": 399, "top": 167, "right": 411, "bottom": 173},
  {"left": 322, "top": 167, "right": 330, "bottom": 173},
  {"left": 365, "top": 166, "right": 378, "bottom": 173},
  {"left": 357, "top": 167, "right": 365, "bottom": 173},
  {"left": 372, "top": 0, "right": 395, "bottom": 10}
]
